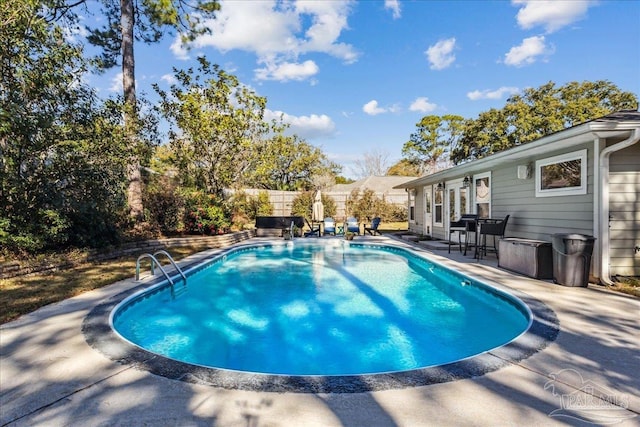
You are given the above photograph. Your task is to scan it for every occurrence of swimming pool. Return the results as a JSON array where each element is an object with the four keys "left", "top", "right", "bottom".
[{"left": 111, "top": 240, "right": 531, "bottom": 377}]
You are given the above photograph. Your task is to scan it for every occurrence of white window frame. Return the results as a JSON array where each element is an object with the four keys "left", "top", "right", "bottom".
[
  {"left": 423, "top": 185, "right": 432, "bottom": 236},
  {"left": 408, "top": 188, "right": 416, "bottom": 223},
  {"left": 473, "top": 171, "right": 492, "bottom": 218},
  {"left": 434, "top": 186, "right": 444, "bottom": 226},
  {"left": 535, "top": 149, "right": 587, "bottom": 197}
]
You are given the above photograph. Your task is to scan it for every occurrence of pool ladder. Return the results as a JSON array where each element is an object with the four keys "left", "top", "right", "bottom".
[{"left": 136, "top": 250, "right": 187, "bottom": 286}]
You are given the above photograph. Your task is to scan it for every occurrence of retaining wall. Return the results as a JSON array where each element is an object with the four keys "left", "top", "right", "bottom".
[{"left": 0, "top": 230, "right": 255, "bottom": 279}]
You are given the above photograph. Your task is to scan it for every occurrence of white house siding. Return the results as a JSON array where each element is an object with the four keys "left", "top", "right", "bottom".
[{"left": 609, "top": 142, "right": 640, "bottom": 276}]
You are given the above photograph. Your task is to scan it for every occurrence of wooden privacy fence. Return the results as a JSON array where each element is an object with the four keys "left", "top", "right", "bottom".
[{"left": 239, "top": 189, "right": 406, "bottom": 220}]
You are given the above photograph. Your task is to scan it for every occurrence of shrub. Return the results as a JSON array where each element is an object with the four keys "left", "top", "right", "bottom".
[
  {"left": 226, "top": 190, "right": 273, "bottom": 230},
  {"left": 184, "top": 205, "right": 229, "bottom": 235},
  {"left": 182, "top": 190, "right": 230, "bottom": 235},
  {"left": 291, "top": 191, "right": 336, "bottom": 219},
  {"left": 144, "top": 175, "right": 185, "bottom": 234},
  {"left": 346, "top": 189, "right": 407, "bottom": 222}
]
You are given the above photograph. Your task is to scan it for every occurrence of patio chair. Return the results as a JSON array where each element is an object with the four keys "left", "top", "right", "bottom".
[
  {"left": 364, "top": 217, "right": 381, "bottom": 235},
  {"left": 304, "top": 218, "right": 321, "bottom": 237},
  {"left": 323, "top": 217, "right": 336, "bottom": 236},
  {"left": 346, "top": 216, "right": 360, "bottom": 234},
  {"left": 477, "top": 215, "right": 510, "bottom": 259},
  {"left": 448, "top": 214, "right": 478, "bottom": 255}
]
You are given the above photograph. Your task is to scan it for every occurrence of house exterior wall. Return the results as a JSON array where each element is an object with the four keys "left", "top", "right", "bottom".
[
  {"left": 492, "top": 142, "right": 595, "bottom": 242},
  {"left": 609, "top": 141, "right": 640, "bottom": 276},
  {"left": 419, "top": 142, "right": 597, "bottom": 243},
  {"left": 398, "top": 114, "right": 640, "bottom": 283}
]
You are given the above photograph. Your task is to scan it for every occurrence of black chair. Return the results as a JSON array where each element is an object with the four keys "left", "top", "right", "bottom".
[
  {"left": 448, "top": 214, "right": 478, "bottom": 255},
  {"left": 364, "top": 217, "right": 381, "bottom": 235},
  {"left": 477, "top": 215, "right": 510, "bottom": 259},
  {"left": 304, "top": 218, "right": 321, "bottom": 237}
]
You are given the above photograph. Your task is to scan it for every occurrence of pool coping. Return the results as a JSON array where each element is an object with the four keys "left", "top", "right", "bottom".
[{"left": 82, "top": 239, "right": 559, "bottom": 394}]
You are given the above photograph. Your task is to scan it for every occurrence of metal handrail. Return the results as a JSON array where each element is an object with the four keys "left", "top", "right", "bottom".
[
  {"left": 153, "top": 250, "right": 187, "bottom": 285},
  {"left": 136, "top": 254, "right": 174, "bottom": 286}
]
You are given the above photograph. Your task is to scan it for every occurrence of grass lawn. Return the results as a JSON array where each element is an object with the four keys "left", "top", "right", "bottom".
[{"left": 0, "top": 244, "right": 214, "bottom": 325}]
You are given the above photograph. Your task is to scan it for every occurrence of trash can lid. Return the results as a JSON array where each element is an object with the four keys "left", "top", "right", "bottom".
[{"left": 552, "top": 233, "right": 596, "bottom": 241}]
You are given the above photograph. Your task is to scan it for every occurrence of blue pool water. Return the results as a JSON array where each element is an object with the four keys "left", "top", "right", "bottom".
[{"left": 112, "top": 241, "right": 530, "bottom": 376}]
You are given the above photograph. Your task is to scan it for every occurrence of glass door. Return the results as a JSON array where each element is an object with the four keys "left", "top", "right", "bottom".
[
  {"left": 423, "top": 185, "right": 432, "bottom": 236},
  {"left": 446, "top": 180, "right": 471, "bottom": 222}
]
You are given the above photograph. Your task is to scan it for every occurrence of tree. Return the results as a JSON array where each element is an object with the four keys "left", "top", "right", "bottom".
[
  {"left": 153, "top": 57, "right": 269, "bottom": 196},
  {"left": 49, "top": 0, "right": 221, "bottom": 220},
  {"left": 351, "top": 149, "right": 391, "bottom": 178},
  {"left": 386, "top": 159, "right": 421, "bottom": 177},
  {"left": 247, "top": 134, "right": 341, "bottom": 191},
  {"left": 335, "top": 176, "right": 356, "bottom": 184},
  {"left": 401, "top": 114, "right": 465, "bottom": 175},
  {"left": 452, "top": 80, "right": 638, "bottom": 163},
  {"left": 0, "top": 0, "right": 130, "bottom": 252}
]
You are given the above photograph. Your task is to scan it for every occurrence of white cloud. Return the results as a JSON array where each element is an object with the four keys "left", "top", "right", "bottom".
[
  {"left": 504, "top": 36, "right": 552, "bottom": 67},
  {"left": 63, "top": 21, "right": 89, "bottom": 43},
  {"left": 513, "top": 0, "right": 594, "bottom": 33},
  {"left": 363, "top": 100, "right": 387, "bottom": 115},
  {"left": 170, "top": 37, "right": 190, "bottom": 61},
  {"left": 385, "top": 0, "right": 402, "bottom": 19},
  {"left": 265, "top": 109, "right": 336, "bottom": 139},
  {"left": 108, "top": 72, "right": 123, "bottom": 93},
  {"left": 409, "top": 97, "right": 437, "bottom": 113},
  {"left": 160, "top": 74, "right": 178, "bottom": 85},
  {"left": 425, "top": 38, "right": 456, "bottom": 70},
  {"left": 467, "top": 86, "right": 520, "bottom": 100},
  {"left": 176, "top": 0, "right": 359, "bottom": 82},
  {"left": 254, "top": 60, "right": 319, "bottom": 82}
]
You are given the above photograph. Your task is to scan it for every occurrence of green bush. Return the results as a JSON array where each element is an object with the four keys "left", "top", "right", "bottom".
[
  {"left": 144, "top": 175, "right": 185, "bottom": 234},
  {"left": 184, "top": 205, "right": 228, "bottom": 235},
  {"left": 291, "top": 191, "right": 336, "bottom": 220},
  {"left": 346, "top": 189, "right": 407, "bottom": 222},
  {"left": 182, "top": 190, "right": 230, "bottom": 235},
  {"left": 253, "top": 191, "right": 274, "bottom": 217},
  {"left": 226, "top": 190, "right": 273, "bottom": 230}
]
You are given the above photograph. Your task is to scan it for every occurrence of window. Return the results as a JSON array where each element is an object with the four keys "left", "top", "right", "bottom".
[
  {"left": 434, "top": 187, "right": 443, "bottom": 225},
  {"left": 409, "top": 189, "right": 415, "bottom": 222},
  {"left": 474, "top": 173, "right": 491, "bottom": 218},
  {"left": 535, "top": 149, "right": 587, "bottom": 197},
  {"left": 449, "top": 189, "right": 455, "bottom": 221},
  {"left": 424, "top": 186, "right": 432, "bottom": 235},
  {"left": 424, "top": 187, "right": 431, "bottom": 214}
]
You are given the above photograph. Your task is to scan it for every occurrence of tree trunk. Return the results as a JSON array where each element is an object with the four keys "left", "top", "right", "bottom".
[{"left": 121, "top": 0, "right": 143, "bottom": 220}]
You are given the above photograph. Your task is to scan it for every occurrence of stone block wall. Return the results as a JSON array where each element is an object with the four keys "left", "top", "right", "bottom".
[{"left": 0, "top": 230, "right": 255, "bottom": 279}]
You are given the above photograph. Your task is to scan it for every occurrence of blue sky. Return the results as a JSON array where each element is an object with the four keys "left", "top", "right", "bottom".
[{"left": 85, "top": 0, "right": 640, "bottom": 178}]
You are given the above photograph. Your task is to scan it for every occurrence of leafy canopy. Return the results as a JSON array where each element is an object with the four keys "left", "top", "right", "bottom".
[
  {"left": 0, "top": 0, "right": 132, "bottom": 252},
  {"left": 452, "top": 80, "right": 638, "bottom": 163}
]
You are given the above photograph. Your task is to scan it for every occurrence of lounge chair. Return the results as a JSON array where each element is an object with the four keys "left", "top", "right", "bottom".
[
  {"left": 346, "top": 216, "right": 360, "bottom": 234},
  {"left": 304, "top": 218, "right": 321, "bottom": 237},
  {"left": 448, "top": 214, "right": 478, "bottom": 255},
  {"left": 323, "top": 217, "right": 336, "bottom": 236},
  {"left": 364, "top": 217, "right": 381, "bottom": 235}
]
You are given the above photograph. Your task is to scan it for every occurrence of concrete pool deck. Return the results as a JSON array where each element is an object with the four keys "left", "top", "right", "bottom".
[{"left": 1, "top": 235, "right": 638, "bottom": 426}]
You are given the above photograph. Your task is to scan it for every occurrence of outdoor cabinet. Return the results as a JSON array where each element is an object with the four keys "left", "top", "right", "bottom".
[{"left": 498, "top": 238, "right": 553, "bottom": 279}]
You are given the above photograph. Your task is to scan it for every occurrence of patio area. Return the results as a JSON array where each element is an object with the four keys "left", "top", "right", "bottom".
[{"left": 1, "top": 234, "right": 638, "bottom": 426}]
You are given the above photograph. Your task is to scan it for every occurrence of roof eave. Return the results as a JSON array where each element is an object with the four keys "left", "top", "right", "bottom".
[{"left": 395, "top": 119, "right": 640, "bottom": 189}]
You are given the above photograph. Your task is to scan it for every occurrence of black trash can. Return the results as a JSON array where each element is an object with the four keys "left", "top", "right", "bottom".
[{"left": 551, "top": 233, "right": 596, "bottom": 287}]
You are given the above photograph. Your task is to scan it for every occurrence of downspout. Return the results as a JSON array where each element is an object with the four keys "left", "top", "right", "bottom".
[{"left": 597, "top": 128, "right": 640, "bottom": 285}]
